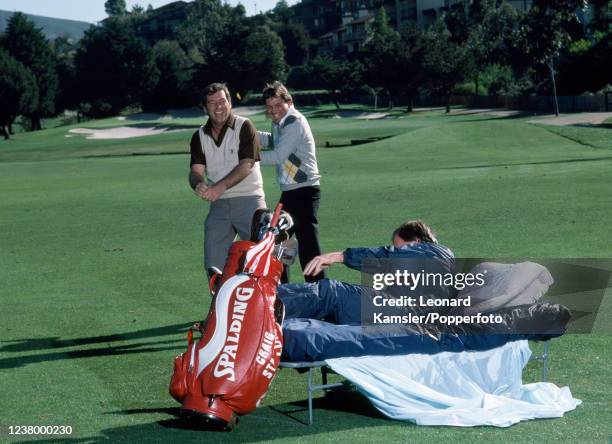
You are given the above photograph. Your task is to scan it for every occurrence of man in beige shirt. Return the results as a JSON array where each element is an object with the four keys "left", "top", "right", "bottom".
[{"left": 189, "top": 83, "right": 266, "bottom": 276}]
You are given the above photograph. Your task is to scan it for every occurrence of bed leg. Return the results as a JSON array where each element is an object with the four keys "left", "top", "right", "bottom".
[
  {"left": 542, "top": 341, "right": 549, "bottom": 382},
  {"left": 322, "top": 366, "right": 328, "bottom": 385},
  {"left": 307, "top": 368, "right": 313, "bottom": 425}
]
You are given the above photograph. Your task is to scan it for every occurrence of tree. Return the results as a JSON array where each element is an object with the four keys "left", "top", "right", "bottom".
[
  {"left": 180, "top": 1, "right": 288, "bottom": 99},
  {"left": 398, "top": 23, "right": 426, "bottom": 111},
  {"left": 587, "top": 0, "right": 611, "bottom": 33},
  {"left": 177, "top": 0, "right": 244, "bottom": 63},
  {"left": 439, "top": 1, "right": 523, "bottom": 96},
  {"left": 53, "top": 39, "right": 80, "bottom": 116},
  {"left": 270, "top": 0, "right": 294, "bottom": 24},
  {"left": 309, "top": 55, "right": 363, "bottom": 108},
  {"left": 521, "top": 0, "right": 587, "bottom": 115},
  {"left": 196, "top": 26, "right": 287, "bottom": 100},
  {"left": 443, "top": 1, "right": 471, "bottom": 44},
  {"left": 276, "top": 23, "right": 312, "bottom": 66},
  {"left": 423, "top": 19, "right": 473, "bottom": 112},
  {"left": 131, "top": 4, "right": 145, "bottom": 15},
  {"left": 0, "top": 50, "right": 38, "bottom": 139},
  {"left": 555, "top": 0, "right": 611, "bottom": 95},
  {"left": 74, "top": 18, "right": 158, "bottom": 116},
  {"left": 105, "top": 0, "right": 127, "bottom": 17},
  {"left": 239, "top": 27, "right": 287, "bottom": 94},
  {"left": 558, "top": 27, "right": 612, "bottom": 94},
  {"left": 362, "top": 8, "right": 403, "bottom": 108},
  {"left": 3, "top": 12, "right": 58, "bottom": 130},
  {"left": 142, "top": 40, "right": 193, "bottom": 111}
]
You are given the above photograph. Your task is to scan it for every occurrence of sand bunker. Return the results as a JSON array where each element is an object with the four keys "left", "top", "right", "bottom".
[
  {"left": 333, "top": 111, "right": 391, "bottom": 119},
  {"left": 114, "top": 106, "right": 263, "bottom": 122},
  {"left": 232, "top": 106, "right": 265, "bottom": 116},
  {"left": 528, "top": 112, "right": 612, "bottom": 126},
  {"left": 69, "top": 126, "right": 188, "bottom": 140},
  {"left": 449, "top": 108, "right": 524, "bottom": 117}
]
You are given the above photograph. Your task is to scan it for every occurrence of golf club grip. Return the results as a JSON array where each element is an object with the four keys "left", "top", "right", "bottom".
[{"left": 269, "top": 203, "right": 283, "bottom": 229}]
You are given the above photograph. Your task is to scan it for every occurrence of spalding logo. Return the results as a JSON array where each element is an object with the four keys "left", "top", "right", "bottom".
[{"left": 213, "top": 286, "right": 254, "bottom": 382}]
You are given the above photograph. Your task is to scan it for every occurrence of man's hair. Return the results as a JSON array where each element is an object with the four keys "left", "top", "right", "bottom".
[
  {"left": 393, "top": 220, "right": 438, "bottom": 244},
  {"left": 262, "top": 81, "right": 292, "bottom": 103},
  {"left": 202, "top": 82, "right": 231, "bottom": 106}
]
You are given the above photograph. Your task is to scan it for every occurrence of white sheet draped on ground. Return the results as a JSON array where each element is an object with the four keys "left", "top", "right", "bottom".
[{"left": 326, "top": 340, "right": 581, "bottom": 427}]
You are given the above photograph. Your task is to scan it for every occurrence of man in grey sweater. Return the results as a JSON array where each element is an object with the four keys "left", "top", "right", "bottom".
[{"left": 259, "top": 82, "right": 325, "bottom": 282}]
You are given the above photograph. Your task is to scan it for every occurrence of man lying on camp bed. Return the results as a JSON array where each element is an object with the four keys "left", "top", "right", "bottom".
[{"left": 277, "top": 220, "right": 457, "bottom": 324}]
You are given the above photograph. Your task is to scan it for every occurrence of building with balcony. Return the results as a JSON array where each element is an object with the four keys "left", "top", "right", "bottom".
[
  {"left": 291, "top": 0, "right": 341, "bottom": 36},
  {"left": 318, "top": 7, "right": 375, "bottom": 55}
]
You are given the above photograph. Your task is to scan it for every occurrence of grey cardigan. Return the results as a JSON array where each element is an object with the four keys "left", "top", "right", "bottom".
[{"left": 258, "top": 106, "right": 321, "bottom": 191}]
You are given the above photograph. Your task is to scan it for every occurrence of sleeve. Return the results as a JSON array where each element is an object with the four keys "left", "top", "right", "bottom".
[
  {"left": 260, "top": 116, "right": 301, "bottom": 165},
  {"left": 343, "top": 246, "right": 394, "bottom": 271},
  {"left": 238, "top": 119, "right": 261, "bottom": 161},
  {"left": 189, "top": 130, "right": 206, "bottom": 166},
  {"left": 258, "top": 130, "right": 272, "bottom": 149}
]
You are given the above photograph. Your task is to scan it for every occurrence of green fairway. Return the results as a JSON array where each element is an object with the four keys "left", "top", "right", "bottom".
[{"left": 1, "top": 107, "right": 610, "bottom": 442}]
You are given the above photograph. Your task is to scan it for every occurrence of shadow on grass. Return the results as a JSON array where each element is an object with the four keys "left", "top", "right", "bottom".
[
  {"left": 75, "top": 390, "right": 388, "bottom": 443},
  {"left": 0, "top": 322, "right": 194, "bottom": 369},
  {"left": 1, "top": 322, "right": 193, "bottom": 353},
  {"left": 0, "top": 341, "right": 184, "bottom": 369},
  {"left": 433, "top": 155, "right": 612, "bottom": 171},
  {"left": 266, "top": 388, "right": 386, "bottom": 425},
  {"left": 322, "top": 135, "right": 395, "bottom": 148},
  {"left": 28, "top": 391, "right": 391, "bottom": 442},
  {"left": 84, "top": 151, "right": 188, "bottom": 159},
  {"left": 442, "top": 112, "right": 539, "bottom": 125}
]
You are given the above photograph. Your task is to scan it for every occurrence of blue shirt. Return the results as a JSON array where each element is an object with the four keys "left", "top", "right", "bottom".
[{"left": 343, "top": 242, "right": 456, "bottom": 299}]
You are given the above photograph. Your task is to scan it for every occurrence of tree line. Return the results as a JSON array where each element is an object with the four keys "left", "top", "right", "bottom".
[
  {"left": 298, "top": 0, "right": 610, "bottom": 113},
  {"left": 0, "top": 0, "right": 610, "bottom": 139}
]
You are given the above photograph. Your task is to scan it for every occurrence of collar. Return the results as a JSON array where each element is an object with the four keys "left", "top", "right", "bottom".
[
  {"left": 391, "top": 241, "right": 423, "bottom": 252},
  {"left": 276, "top": 106, "right": 296, "bottom": 128},
  {"left": 204, "top": 113, "right": 236, "bottom": 135}
]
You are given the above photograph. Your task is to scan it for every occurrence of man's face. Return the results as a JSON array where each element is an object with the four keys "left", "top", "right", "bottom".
[
  {"left": 265, "top": 96, "right": 291, "bottom": 124},
  {"left": 205, "top": 90, "right": 232, "bottom": 127},
  {"left": 392, "top": 235, "right": 406, "bottom": 248}
]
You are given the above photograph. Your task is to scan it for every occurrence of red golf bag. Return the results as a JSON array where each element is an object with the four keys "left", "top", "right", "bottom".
[{"left": 169, "top": 205, "right": 286, "bottom": 430}]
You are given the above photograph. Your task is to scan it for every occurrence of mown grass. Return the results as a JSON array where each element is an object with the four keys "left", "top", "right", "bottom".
[
  {"left": 538, "top": 123, "right": 612, "bottom": 150},
  {"left": 0, "top": 106, "right": 610, "bottom": 442}
]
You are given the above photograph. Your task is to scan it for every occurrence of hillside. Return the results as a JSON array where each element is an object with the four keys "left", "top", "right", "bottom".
[{"left": 0, "top": 10, "right": 92, "bottom": 42}]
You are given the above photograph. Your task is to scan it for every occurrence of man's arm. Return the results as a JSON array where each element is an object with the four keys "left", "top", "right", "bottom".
[
  {"left": 303, "top": 251, "right": 344, "bottom": 276},
  {"left": 196, "top": 119, "right": 259, "bottom": 202},
  {"left": 189, "top": 130, "right": 209, "bottom": 197},
  {"left": 343, "top": 246, "right": 395, "bottom": 271},
  {"left": 304, "top": 246, "right": 396, "bottom": 274},
  {"left": 259, "top": 118, "right": 301, "bottom": 165},
  {"left": 190, "top": 163, "right": 210, "bottom": 199},
  {"left": 201, "top": 158, "right": 255, "bottom": 202},
  {"left": 258, "top": 130, "right": 272, "bottom": 149}
]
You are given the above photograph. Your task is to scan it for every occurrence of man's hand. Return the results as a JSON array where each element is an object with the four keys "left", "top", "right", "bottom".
[
  {"left": 303, "top": 251, "right": 344, "bottom": 276},
  {"left": 194, "top": 182, "right": 208, "bottom": 199},
  {"left": 201, "top": 183, "right": 226, "bottom": 202}
]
